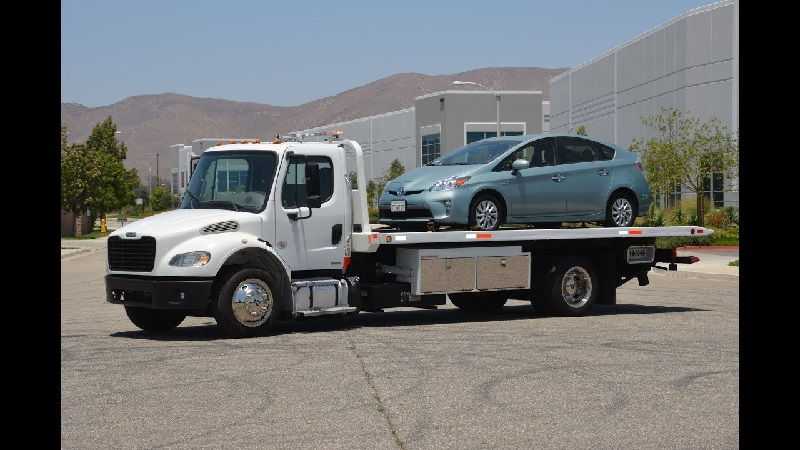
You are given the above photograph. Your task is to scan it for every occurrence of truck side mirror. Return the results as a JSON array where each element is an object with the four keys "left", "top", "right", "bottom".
[{"left": 511, "top": 159, "right": 530, "bottom": 174}]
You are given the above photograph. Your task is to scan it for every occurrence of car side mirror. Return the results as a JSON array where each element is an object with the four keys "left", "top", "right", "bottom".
[{"left": 511, "top": 159, "right": 530, "bottom": 174}]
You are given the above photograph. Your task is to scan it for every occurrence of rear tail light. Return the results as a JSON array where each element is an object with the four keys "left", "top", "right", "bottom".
[{"left": 634, "top": 162, "right": 643, "bottom": 171}]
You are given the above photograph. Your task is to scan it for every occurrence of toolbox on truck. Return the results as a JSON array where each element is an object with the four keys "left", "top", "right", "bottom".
[{"left": 388, "top": 247, "right": 531, "bottom": 296}]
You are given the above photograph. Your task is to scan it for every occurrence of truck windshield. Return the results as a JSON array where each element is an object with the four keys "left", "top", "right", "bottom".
[
  {"left": 180, "top": 151, "right": 278, "bottom": 212},
  {"left": 429, "top": 138, "right": 521, "bottom": 166}
]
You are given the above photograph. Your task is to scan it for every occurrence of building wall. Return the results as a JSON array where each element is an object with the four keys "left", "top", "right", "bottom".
[
  {"left": 550, "top": 0, "right": 738, "bottom": 207},
  {"left": 298, "top": 108, "right": 416, "bottom": 181},
  {"left": 415, "top": 91, "right": 543, "bottom": 165}
]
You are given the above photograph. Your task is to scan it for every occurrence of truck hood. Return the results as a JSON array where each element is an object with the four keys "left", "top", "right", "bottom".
[
  {"left": 110, "top": 208, "right": 262, "bottom": 239},
  {"left": 385, "top": 164, "right": 482, "bottom": 192}
]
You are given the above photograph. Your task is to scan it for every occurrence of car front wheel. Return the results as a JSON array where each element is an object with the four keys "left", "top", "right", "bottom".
[{"left": 470, "top": 194, "right": 504, "bottom": 231}]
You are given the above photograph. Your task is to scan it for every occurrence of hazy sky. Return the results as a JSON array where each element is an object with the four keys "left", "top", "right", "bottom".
[{"left": 61, "top": 0, "right": 711, "bottom": 107}]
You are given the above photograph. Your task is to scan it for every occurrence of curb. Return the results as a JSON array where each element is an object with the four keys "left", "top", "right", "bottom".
[
  {"left": 61, "top": 247, "right": 94, "bottom": 260},
  {"left": 650, "top": 269, "right": 738, "bottom": 280},
  {"left": 677, "top": 245, "right": 740, "bottom": 251}
]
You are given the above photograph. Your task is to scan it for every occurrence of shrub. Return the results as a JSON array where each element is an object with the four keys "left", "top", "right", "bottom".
[
  {"left": 723, "top": 206, "right": 738, "bottom": 225},
  {"left": 668, "top": 208, "right": 684, "bottom": 225},
  {"left": 704, "top": 209, "right": 731, "bottom": 229}
]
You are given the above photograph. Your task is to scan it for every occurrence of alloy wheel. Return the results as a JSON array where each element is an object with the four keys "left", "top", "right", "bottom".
[
  {"left": 475, "top": 200, "right": 499, "bottom": 230},
  {"left": 611, "top": 198, "right": 633, "bottom": 226}
]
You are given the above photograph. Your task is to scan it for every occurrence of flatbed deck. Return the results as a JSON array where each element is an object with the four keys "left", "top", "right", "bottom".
[{"left": 351, "top": 226, "right": 711, "bottom": 252}]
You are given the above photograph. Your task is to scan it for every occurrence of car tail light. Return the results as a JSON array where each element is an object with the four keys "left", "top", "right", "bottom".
[{"left": 634, "top": 162, "right": 643, "bottom": 171}]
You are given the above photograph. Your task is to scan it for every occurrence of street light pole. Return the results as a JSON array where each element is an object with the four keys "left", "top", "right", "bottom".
[{"left": 453, "top": 80, "right": 501, "bottom": 139}]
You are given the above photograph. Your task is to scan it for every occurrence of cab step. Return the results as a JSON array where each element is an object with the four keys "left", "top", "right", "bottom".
[{"left": 295, "top": 306, "right": 358, "bottom": 318}]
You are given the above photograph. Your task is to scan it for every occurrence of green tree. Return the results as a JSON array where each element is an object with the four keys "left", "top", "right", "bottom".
[
  {"left": 575, "top": 125, "right": 588, "bottom": 136},
  {"left": 61, "top": 143, "right": 97, "bottom": 236},
  {"left": 366, "top": 159, "right": 406, "bottom": 208},
  {"left": 61, "top": 125, "right": 68, "bottom": 152},
  {"left": 86, "top": 116, "right": 128, "bottom": 160},
  {"left": 630, "top": 108, "right": 738, "bottom": 227},
  {"left": 60, "top": 119, "right": 139, "bottom": 235},
  {"left": 150, "top": 185, "right": 173, "bottom": 212}
]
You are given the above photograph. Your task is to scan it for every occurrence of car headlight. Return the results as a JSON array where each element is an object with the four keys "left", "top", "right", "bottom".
[
  {"left": 429, "top": 176, "right": 470, "bottom": 192},
  {"left": 169, "top": 251, "right": 211, "bottom": 267}
]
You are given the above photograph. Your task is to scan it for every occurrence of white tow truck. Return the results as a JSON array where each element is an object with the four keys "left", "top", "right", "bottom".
[{"left": 106, "top": 134, "right": 708, "bottom": 337}]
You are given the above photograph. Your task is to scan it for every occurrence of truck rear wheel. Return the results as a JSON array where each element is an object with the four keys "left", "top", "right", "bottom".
[
  {"left": 449, "top": 292, "right": 508, "bottom": 313},
  {"left": 536, "top": 256, "right": 598, "bottom": 316},
  {"left": 214, "top": 268, "right": 281, "bottom": 338},
  {"left": 124, "top": 306, "right": 185, "bottom": 332}
]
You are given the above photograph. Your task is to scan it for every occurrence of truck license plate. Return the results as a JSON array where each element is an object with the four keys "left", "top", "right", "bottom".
[
  {"left": 390, "top": 200, "right": 406, "bottom": 212},
  {"left": 627, "top": 245, "right": 655, "bottom": 264}
]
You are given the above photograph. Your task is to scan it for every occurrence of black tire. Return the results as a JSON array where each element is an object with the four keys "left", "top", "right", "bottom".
[
  {"left": 124, "top": 306, "right": 185, "bottom": 332},
  {"left": 214, "top": 267, "right": 283, "bottom": 338},
  {"left": 534, "top": 222, "right": 562, "bottom": 229},
  {"left": 535, "top": 256, "right": 598, "bottom": 316},
  {"left": 470, "top": 193, "right": 505, "bottom": 231},
  {"left": 449, "top": 292, "right": 508, "bottom": 313},
  {"left": 605, "top": 191, "right": 638, "bottom": 227}
]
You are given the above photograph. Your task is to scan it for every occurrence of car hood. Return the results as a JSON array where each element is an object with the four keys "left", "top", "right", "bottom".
[{"left": 385, "top": 165, "right": 482, "bottom": 192}]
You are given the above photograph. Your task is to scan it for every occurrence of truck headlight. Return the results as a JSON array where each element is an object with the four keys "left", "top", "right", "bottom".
[
  {"left": 169, "top": 251, "right": 211, "bottom": 267},
  {"left": 429, "top": 176, "right": 470, "bottom": 192}
]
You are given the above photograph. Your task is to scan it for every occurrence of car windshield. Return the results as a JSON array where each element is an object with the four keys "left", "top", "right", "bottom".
[
  {"left": 180, "top": 151, "right": 278, "bottom": 212},
  {"left": 429, "top": 139, "right": 520, "bottom": 166}
]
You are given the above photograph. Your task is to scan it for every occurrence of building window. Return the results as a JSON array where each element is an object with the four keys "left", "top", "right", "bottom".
[
  {"left": 466, "top": 131, "right": 523, "bottom": 144},
  {"left": 421, "top": 133, "right": 440, "bottom": 165},
  {"left": 701, "top": 172, "right": 725, "bottom": 209},
  {"left": 656, "top": 180, "right": 682, "bottom": 209}
]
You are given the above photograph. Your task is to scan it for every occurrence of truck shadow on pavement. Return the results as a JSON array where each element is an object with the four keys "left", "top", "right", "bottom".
[{"left": 109, "top": 303, "right": 708, "bottom": 342}]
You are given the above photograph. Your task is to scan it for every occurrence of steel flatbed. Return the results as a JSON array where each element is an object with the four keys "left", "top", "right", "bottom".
[{"left": 351, "top": 225, "right": 712, "bottom": 252}]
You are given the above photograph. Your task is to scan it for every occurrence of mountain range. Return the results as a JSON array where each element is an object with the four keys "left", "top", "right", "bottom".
[{"left": 61, "top": 66, "right": 567, "bottom": 182}]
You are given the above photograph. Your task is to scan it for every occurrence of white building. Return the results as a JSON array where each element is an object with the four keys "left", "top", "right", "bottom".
[{"left": 550, "top": 0, "right": 738, "bottom": 208}]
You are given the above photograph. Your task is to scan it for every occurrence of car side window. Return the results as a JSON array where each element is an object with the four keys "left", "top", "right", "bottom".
[
  {"left": 494, "top": 144, "right": 534, "bottom": 171},
  {"left": 556, "top": 137, "right": 598, "bottom": 164},
  {"left": 530, "top": 138, "right": 555, "bottom": 167},
  {"left": 595, "top": 143, "right": 615, "bottom": 161}
]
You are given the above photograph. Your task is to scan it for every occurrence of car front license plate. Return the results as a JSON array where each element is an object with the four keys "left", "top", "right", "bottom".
[
  {"left": 627, "top": 245, "right": 655, "bottom": 264},
  {"left": 390, "top": 200, "right": 406, "bottom": 213}
]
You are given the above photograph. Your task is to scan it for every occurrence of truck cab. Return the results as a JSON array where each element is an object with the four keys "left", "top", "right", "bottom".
[{"left": 106, "top": 138, "right": 363, "bottom": 337}]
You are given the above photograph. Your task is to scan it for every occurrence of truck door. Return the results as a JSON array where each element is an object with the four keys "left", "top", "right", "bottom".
[{"left": 274, "top": 150, "right": 347, "bottom": 274}]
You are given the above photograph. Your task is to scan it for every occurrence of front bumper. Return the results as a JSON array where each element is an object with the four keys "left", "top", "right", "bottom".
[
  {"left": 378, "top": 189, "right": 471, "bottom": 224},
  {"left": 105, "top": 274, "right": 214, "bottom": 310}
]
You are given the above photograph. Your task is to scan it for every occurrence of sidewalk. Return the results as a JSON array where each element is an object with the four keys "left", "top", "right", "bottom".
[
  {"left": 61, "top": 236, "right": 108, "bottom": 259},
  {"left": 675, "top": 246, "right": 739, "bottom": 277}
]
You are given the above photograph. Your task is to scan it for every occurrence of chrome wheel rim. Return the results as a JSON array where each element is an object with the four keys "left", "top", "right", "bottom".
[
  {"left": 611, "top": 198, "right": 633, "bottom": 226},
  {"left": 475, "top": 200, "right": 499, "bottom": 230},
  {"left": 231, "top": 278, "right": 273, "bottom": 328},
  {"left": 561, "top": 266, "right": 592, "bottom": 308}
]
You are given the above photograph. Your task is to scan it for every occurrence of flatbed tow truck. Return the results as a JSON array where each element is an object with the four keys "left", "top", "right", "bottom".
[{"left": 105, "top": 135, "right": 707, "bottom": 337}]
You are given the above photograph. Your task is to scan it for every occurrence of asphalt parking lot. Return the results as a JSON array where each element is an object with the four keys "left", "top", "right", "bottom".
[{"left": 62, "top": 248, "right": 739, "bottom": 449}]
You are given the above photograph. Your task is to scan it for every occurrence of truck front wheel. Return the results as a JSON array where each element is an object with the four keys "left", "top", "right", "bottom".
[
  {"left": 449, "top": 292, "right": 508, "bottom": 313},
  {"left": 124, "top": 306, "right": 185, "bottom": 332},
  {"left": 536, "top": 256, "right": 598, "bottom": 316},
  {"left": 214, "top": 268, "right": 280, "bottom": 338}
]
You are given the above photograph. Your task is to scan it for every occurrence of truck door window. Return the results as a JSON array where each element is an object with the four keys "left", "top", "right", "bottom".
[
  {"left": 282, "top": 157, "right": 307, "bottom": 208},
  {"left": 282, "top": 155, "right": 334, "bottom": 208}
]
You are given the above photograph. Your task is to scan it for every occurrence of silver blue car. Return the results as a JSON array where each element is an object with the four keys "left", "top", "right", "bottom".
[{"left": 378, "top": 133, "right": 652, "bottom": 231}]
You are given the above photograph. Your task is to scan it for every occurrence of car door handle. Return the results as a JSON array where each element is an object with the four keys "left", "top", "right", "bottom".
[
  {"left": 597, "top": 169, "right": 609, "bottom": 176},
  {"left": 551, "top": 174, "right": 566, "bottom": 182}
]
